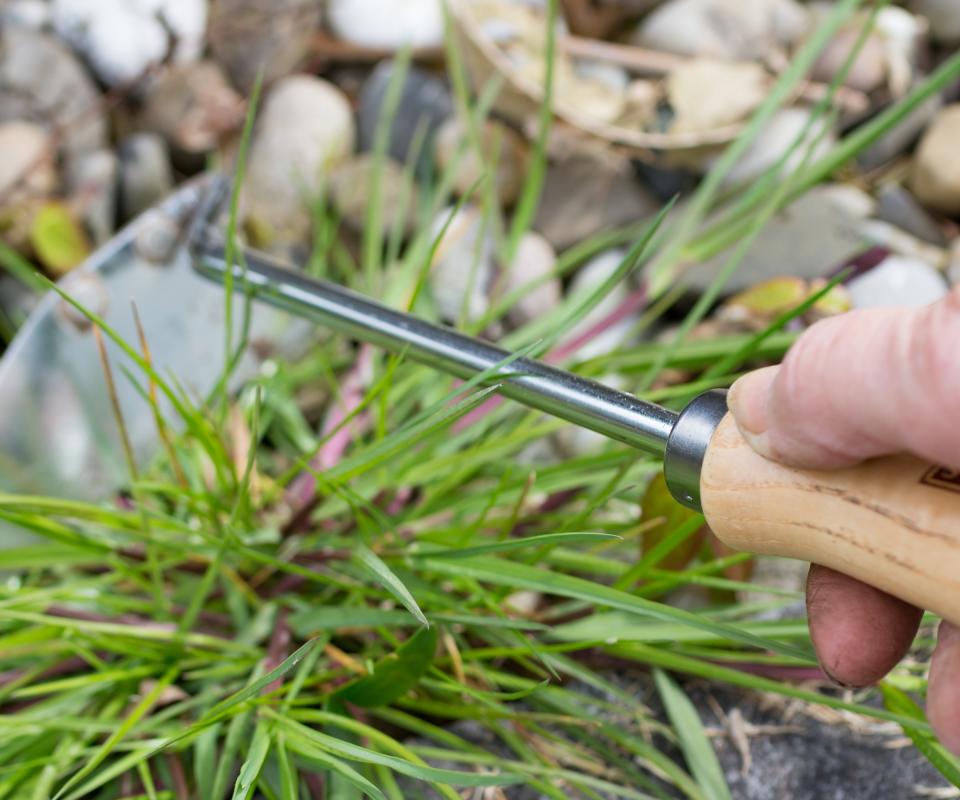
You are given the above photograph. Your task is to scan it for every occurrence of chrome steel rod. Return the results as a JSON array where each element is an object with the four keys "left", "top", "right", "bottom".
[{"left": 192, "top": 240, "right": 678, "bottom": 457}]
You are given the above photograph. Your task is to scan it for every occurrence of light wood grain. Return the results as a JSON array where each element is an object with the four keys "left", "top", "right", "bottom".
[{"left": 701, "top": 415, "right": 960, "bottom": 626}]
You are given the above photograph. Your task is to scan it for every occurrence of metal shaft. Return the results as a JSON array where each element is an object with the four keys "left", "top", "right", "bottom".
[{"left": 192, "top": 239, "right": 678, "bottom": 457}]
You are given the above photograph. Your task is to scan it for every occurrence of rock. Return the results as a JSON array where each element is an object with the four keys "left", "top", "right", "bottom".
[
  {"left": 1, "top": 1, "right": 50, "bottom": 28},
  {"left": 632, "top": 0, "right": 808, "bottom": 61},
  {"left": 0, "top": 122, "right": 56, "bottom": 250},
  {"left": 0, "top": 122, "right": 55, "bottom": 204},
  {"left": 208, "top": 0, "right": 322, "bottom": 94},
  {"left": 434, "top": 117, "right": 531, "bottom": 208},
  {"left": 243, "top": 75, "right": 355, "bottom": 248},
  {"left": 712, "top": 109, "right": 836, "bottom": 188},
  {"left": 0, "top": 29, "right": 107, "bottom": 161},
  {"left": 909, "top": 0, "right": 960, "bottom": 44},
  {"left": 847, "top": 256, "right": 948, "bottom": 309},
  {"left": 858, "top": 94, "right": 941, "bottom": 171},
  {"left": 858, "top": 220, "right": 950, "bottom": 270},
  {"left": 563, "top": 249, "right": 637, "bottom": 361},
  {"left": 428, "top": 206, "right": 495, "bottom": 325},
  {"left": 685, "top": 184, "right": 873, "bottom": 295},
  {"left": 876, "top": 5, "right": 925, "bottom": 97},
  {"left": 499, "top": 232, "right": 561, "bottom": 328},
  {"left": 533, "top": 154, "right": 660, "bottom": 252},
  {"left": 667, "top": 59, "right": 768, "bottom": 134},
  {"left": 118, "top": 133, "right": 175, "bottom": 222},
  {"left": 910, "top": 105, "right": 960, "bottom": 217},
  {"left": 875, "top": 184, "right": 946, "bottom": 246},
  {"left": 139, "top": 62, "right": 246, "bottom": 155},
  {"left": 358, "top": 62, "right": 454, "bottom": 175},
  {"left": 327, "top": 0, "right": 444, "bottom": 49},
  {"left": 950, "top": 241, "right": 960, "bottom": 285},
  {"left": 66, "top": 149, "right": 118, "bottom": 246},
  {"left": 51, "top": 0, "right": 206, "bottom": 87},
  {"left": 811, "top": 27, "right": 887, "bottom": 94},
  {"left": 328, "top": 155, "right": 419, "bottom": 237}
]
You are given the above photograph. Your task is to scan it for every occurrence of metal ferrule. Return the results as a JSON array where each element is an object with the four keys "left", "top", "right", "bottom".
[{"left": 663, "top": 389, "right": 729, "bottom": 512}]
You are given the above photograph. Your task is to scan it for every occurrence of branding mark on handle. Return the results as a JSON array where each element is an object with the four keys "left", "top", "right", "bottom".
[{"left": 921, "top": 466, "right": 960, "bottom": 494}]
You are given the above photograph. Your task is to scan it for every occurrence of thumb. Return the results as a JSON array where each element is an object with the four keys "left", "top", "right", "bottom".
[{"left": 726, "top": 286, "right": 960, "bottom": 471}]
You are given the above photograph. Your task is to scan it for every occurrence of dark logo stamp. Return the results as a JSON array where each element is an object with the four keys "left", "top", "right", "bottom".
[{"left": 921, "top": 466, "right": 960, "bottom": 494}]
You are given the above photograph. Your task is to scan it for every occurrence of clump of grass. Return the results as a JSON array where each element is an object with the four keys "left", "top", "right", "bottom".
[{"left": 2, "top": 2, "right": 960, "bottom": 798}]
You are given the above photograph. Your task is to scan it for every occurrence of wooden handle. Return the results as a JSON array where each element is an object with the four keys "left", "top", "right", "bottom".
[{"left": 701, "top": 414, "right": 960, "bottom": 626}]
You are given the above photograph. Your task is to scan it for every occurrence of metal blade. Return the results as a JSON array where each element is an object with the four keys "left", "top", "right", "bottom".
[{"left": 0, "top": 175, "right": 304, "bottom": 544}]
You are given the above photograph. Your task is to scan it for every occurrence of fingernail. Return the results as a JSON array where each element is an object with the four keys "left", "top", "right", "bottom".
[{"left": 727, "top": 368, "right": 778, "bottom": 459}]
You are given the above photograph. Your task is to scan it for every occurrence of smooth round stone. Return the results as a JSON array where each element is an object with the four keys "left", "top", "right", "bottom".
[
  {"left": 0, "top": 29, "right": 107, "bottom": 160},
  {"left": 434, "top": 116, "right": 530, "bottom": 208},
  {"left": 910, "top": 104, "right": 960, "bottom": 216},
  {"left": 500, "top": 232, "right": 561, "bottom": 328},
  {"left": 139, "top": 61, "right": 245, "bottom": 154},
  {"left": 327, "top": 0, "right": 444, "bottom": 49},
  {"left": 563, "top": 249, "right": 637, "bottom": 361},
  {"left": 358, "top": 62, "right": 454, "bottom": 175},
  {"left": 811, "top": 28, "right": 887, "bottom": 94},
  {"left": 51, "top": 0, "right": 206, "bottom": 87},
  {"left": 428, "top": 206, "right": 494, "bottom": 325},
  {"left": 712, "top": 109, "right": 836, "bottom": 188},
  {"left": 209, "top": 0, "right": 322, "bottom": 93},
  {"left": 328, "top": 155, "right": 419, "bottom": 237},
  {"left": 533, "top": 154, "right": 660, "bottom": 251},
  {"left": 243, "top": 75, "right": 355, "bottom": 247},
  {"left": 848, "top": 256, "right": 948, "bottom": 309},
  {"left": 0, "top": 121, "right": 55, "bottom": 201},
  {"left": 118, "top": 133, "right": 175, "bottom": 223},
  {"left": 909, "top": 0, "right": 960, "bottom": 44},
  {"left": 1, "top": 0, "right": 49, "bottom": 28},
  {"left": 632, "top": 0, "right": 808, "bottom": 61}
]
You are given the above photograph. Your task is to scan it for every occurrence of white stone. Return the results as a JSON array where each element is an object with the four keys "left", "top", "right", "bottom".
[
  {"left": 327, "top": 0, "right": 444, "bottom": 49},
  {"left": 51, "top": 0, "right": 206, "bottom": 86},
  {"left": 858, "top": 220, "right": 949, "bottom": 271},
  {"left": 563, "top": 249, "right": 636, "bottom": 361},
  {"left": 877, "top": 6, "right": 925, "bottom": 96},
  {"left": 713, "top": 109, "right": 836, "bottom": 188},
  {"left": 243, "top": 75, "right": 355, "bottom": 246},
  {"left": 428, "top": 206, "right": 495, "bottom": 325},
  {"left": 848, "top": 256, "right": 948, "bottom": 309},
  {"left": 2, "top": 0, "right": 50, "bottom": 28},
  {"left": 633, "top": 0, "right": 808, "bottom": 61},
  {"left": 909, "top": 0, "right": 960, "bottom": 45},
  {"left": 500, "top": 232, "right": 561, "bottom": 328}
]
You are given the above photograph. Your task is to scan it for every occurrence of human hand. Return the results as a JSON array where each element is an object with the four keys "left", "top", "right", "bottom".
[{"left": 727, "top": 285, "right": 960, "bottom": 753}]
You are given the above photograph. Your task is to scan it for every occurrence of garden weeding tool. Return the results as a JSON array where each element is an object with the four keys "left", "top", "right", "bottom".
[{"left": 189, "top": 177, "right": 960, "bottom": 626}]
